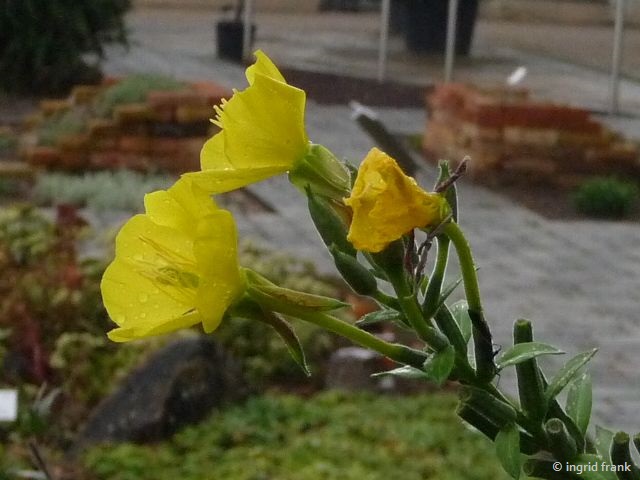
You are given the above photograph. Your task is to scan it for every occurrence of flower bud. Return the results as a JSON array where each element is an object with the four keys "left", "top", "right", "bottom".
[
  {"left": 330, "top": 245, "right": 377, "bottom": 296},
  {"left": 306, "top": 188, "right": 356, "bottom": 257}
]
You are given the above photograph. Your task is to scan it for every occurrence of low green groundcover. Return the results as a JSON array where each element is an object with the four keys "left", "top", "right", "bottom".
[{"left": 83, "top": 391, "right": 510, "bottom": 480}]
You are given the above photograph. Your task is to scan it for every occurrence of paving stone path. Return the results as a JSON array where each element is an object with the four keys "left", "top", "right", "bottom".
[{"left": 102, "top": 8, "right": 640, "bottom": 433}]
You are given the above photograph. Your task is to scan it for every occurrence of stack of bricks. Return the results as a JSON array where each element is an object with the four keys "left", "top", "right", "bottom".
[
  {"left": 423, "top": 84, "right": 639, "bottom": 187},
  {"left": 23, "top": 79, "right": 231, "bottom": 173}
]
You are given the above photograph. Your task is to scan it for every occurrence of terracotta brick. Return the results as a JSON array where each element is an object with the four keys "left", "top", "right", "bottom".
[
  {"left": 150, "top": 138, "right": 184, "bottom": 155},
  {"left": 114, "top": 104, "right": 153, "bottom": 124},
  {"left": 150, "top": 105, "right": 175, "bottom": 123},
  {"left": 93, "top": 137, "right": 119, "bottom": 151},
  {"left": 119, "top": 135, "right": 152, "bottom": 154},
  {"left": 147, "top": 90, "right": 207, "bottom": 108},
  {"left": 24, "top": 146, "right": 61, "bottom": 168},
  {"left": 503, "top": 127, "right": 559, "bottom": 148},
  {"left": 40, "top": 99, "right": 70, "bottom": 117},
  {"left": 88, "top": 119, "right": 120, "bottom": 139},
  {"left": 175, "top": 104, "right": 214, "bottom": 124},
  {"left": 191, "top": 81, "right": 233, "bottom": 105},
  {"left": 89, "top": 151, "right": 125, "bottom": 170},
  {"left": 58, "top": 150, "right": 89, "bottom": 170},
  {"left": 71, "top": 85, "right": 102, "bottom": 105},
  {"left": 57, "top": 133, "right": 91, "bottom": 151}
]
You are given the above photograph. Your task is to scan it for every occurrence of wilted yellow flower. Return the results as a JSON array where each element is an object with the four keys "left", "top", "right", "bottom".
[
  {"left": 101, "top": 177, "right": 244, "bottom": 342},
  {"left": 344, "top": 148, "right": 450, "bottom": 253},
  {"left": 188, "top": 50, "right": 309, "bottom": 193}
]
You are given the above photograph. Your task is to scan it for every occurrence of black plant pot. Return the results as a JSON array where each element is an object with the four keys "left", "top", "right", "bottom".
[
  {"left": 216, "top": 20, "right": 255, "bottom": 62},
  {"left": 402, "top": 0, "right": 479, "bottom": 56}
]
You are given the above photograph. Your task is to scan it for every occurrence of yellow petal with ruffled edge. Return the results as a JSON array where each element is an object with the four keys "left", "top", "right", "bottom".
[
  {"left": 344, "top": 148, "right": 450, "bottom": 253},
  {"left": 101, "top": 176, "right": 245, "bottom": 341},
  {"left": 197, "top": 50, "right": 309, "bottom": 187}
]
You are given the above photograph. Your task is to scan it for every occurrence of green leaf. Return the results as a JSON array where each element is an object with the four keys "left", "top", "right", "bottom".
[
  {"left": 372, "top": 365, "right": 429, "bottom": 380},
  {"left": 422, "top": 345, "right": 455, "bottom": 386},
  {"left": 545, "top": 349, "right": 598, "bottom": 402},
  {"left": 595, "top": 426, "right": 615, "bottom": 464},
  {"left": 566, "top": 373, "right": 592, "bottom": 436},
  {"left": 495, "top": 423, "right": 522, "bottom": 480},
  {"left": 373, "top": 346, "right": 455, "bottom": 386},
  {"left": 497, "top": 342, "right": 564, "bottom": 370},
  {"left": 260, "top": 311, "right": 310, "bottom": 377},
  {"left": 450, "top": 300, "right": 472, "bottom": 343},
  {"left": 573, "top": 454, "right": 618, "bottom": 480},
  {"left": 355, "top": 309, "right": 403, "bottom": 328}
]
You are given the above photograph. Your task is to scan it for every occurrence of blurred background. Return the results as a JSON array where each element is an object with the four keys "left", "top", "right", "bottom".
[{"left": 1, "top": 0, "right": 640, "bottom": 478}]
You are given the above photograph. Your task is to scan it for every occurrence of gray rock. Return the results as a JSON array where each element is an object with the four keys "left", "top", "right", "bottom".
[{"left": 76, "top": 336, "right": 247, "bottom": 449}]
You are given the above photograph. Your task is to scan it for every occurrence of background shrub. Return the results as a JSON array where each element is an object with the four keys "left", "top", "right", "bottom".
[
  {"left": 573, "top": 176, "right": 638, "bottom": 219},
  {"left": 0, "top": 0, "right": 131, "bottom": 94}
]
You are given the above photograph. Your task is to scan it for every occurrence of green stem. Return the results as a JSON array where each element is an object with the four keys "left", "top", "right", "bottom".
[
  {"left": 270, "top": 305, "right": 428, "bottom": 368},
  {"left": 443, "top": 221, "right": 496, "bottom": 381},
  {"left": 422, "top": 236, "right": 450, "bottom": 318},
  {"left": 442, "top": 222, "right": 481, "bottom": 312},
  {"left": 395, "top": 284, "right": 449, "bottom": 351}
]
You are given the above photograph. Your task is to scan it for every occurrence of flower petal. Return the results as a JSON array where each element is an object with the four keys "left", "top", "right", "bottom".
[
  {"left": 194, "top": 211, "right": 244, "bottom": 332},
  {"left": 345, "top": 148, "right": 449, "bottom": 253}
]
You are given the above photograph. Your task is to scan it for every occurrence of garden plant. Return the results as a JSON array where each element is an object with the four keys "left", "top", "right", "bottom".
[{"left": 101, "top": 51, "right": 640, "bottom": 480}]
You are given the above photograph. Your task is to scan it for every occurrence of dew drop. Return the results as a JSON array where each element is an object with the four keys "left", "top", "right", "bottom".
[{"left": 138, "top": 293, "right": 149, "bottom": 303}]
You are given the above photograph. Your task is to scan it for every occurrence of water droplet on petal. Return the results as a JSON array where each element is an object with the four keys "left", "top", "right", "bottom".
[{"left": 138, "top": 293, "right": 149, "bottom": 303}]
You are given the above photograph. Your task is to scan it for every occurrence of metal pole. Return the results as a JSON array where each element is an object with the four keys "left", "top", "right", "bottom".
[
  {"left": 610, "top": 0, "right": 626, "bottom": 115},
  {"left": 243, "top": 0, "right": 254, "bottom": 62},
  {"left": 444, "top": 0, "right": 459, "bottom": 83},
  {"left": 377, "top": 0, "right": 391, "bottom": 83}
]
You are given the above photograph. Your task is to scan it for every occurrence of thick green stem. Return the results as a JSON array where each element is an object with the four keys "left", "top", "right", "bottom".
[
  {"left": 396, "top": 288, "right": 449, "bottom": 351},
  {"left": 443, "top": 221, "right": 496, "bottom": 381}
]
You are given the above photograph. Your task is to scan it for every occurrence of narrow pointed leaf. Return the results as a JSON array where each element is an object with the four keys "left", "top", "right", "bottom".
[
  {"left": 422, "top": 345, "right": 455, "bottom": 386},
  {"left": 450, "top": 300, "right": 472, "bottom": 343},
  {"left": 260, "top": 311, "right": 310, "bottom": 376},
  {"left": 596, "top": 426, "right": 615, "bottom": 464},
  {"left": 497, "top": 342, "right": 564, "bottom": 370},
  {"left": 355, "top": 308, "right": 402, "bottom": 327},
  {"left": 246, "top": 269, "right": 347, "bottom": 312},
  {"left": 372, "top": 365, "right": 429, "bottom": 380},
  {"left": 566, "top": 373, "right": 592, "bottom": 436},
  {"left": 545, "top": 349, "right": 598, "bottom": 402},
  {"left": 495, "top": 423, "right": 522, "bottom": 480}
]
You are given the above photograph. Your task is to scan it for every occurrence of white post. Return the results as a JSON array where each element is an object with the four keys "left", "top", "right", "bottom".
[
  {"left": 444, "top": 0, "right": 459, "bottom": 83},
  {"left": 377, "top": 0, "right": 391, "bottom": 83},
  {"left": 610, "top": 0, "right": 626, "bottom": 115},
  {"left": 243, "top": 0, "right": 254, "bottom": 62}
]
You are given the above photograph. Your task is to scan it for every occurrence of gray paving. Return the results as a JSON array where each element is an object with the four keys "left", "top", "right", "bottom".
[{"left": 101, "top": 8, "right": 640, "bottom": 433}]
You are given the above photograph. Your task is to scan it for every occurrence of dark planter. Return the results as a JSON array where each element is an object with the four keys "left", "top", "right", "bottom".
[
  {"left": 216, "top": 20, "right": 255, "bottom": 62},
  {"left": 402, "top": 0, "right": 479, "bottom": 56}
]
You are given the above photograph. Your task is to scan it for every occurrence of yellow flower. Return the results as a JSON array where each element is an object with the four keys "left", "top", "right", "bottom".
[
  {"left": 344, "top": 148, "right": 450, "bottom": 253},
  {"left": 101, "top": 177, "right": 244, "bottom": 342},
  {"left": 187, "top": 50, "right": 309, "bottom": 193}
]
